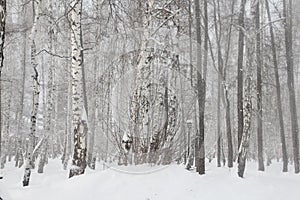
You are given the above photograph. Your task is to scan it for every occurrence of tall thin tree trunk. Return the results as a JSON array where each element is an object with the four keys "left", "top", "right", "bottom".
[
  {"left": 186, "top": 0, "right": 194, "bottom": 170},
  {"left": 213, "top": 0, "right": 223, "bottom": 168},
  {"left": 237, "top": 0, "right": 246, "bottom": 151},
  {"left": 194, "top": 0, "right": 206, "bottom": 175},
  {"left": 282, "top": 0, "right": 299, "bottom": 173},
  {"left": 256, "top": 0, "right": 265, "bottom": 172},
  {"left": 0, "top": 0, "right": 6, "bottom": 166},
  {"left": 265, "top": 0, "right": 288, "bottom": 172},
  {"left": 224, "top": 0, "right": 235, "bottom": 168},
  {"left": 23, "top": 0, "right": 41, "bottom": 187},
  {"left": 38, "top": 0, "right": 55, "bottom": 173},
  {"left": 238, "top": 0, "right": 257, "bottom": 178},
  {"left": 69, "top": 0, "right": 88, "bottom": 178}
]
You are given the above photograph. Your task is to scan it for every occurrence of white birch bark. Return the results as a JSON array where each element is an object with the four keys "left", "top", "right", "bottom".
[
  {"left": 125, "top": 0, "right": 154, "bottom": 164},
  {"left": 237, "top": 0, "right": 257, "bottom": 178},
  {"left": 0, "top": 0, "right": 6, "bottom": 167},
  {"left": 23, "top": 0, "right": 41, "bottom": 187},
  {"left": 69, "top": 0, "right": 88, "bottom": 178}
]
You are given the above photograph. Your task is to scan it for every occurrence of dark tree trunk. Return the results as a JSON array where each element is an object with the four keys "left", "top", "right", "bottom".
[
  {"left": 223, "top": 0, "right": 235, "bottom": 168},
  {"left": 225, "top": 90, "right": 233, "bottom": 168},
  {"left": 194, "top": 0, "right": 207, "bottom": 175},
  {"left": 237, "top": 0, "right": 246, "bottom": 151},
  {"left": 213, "top": 0, "right": 223, "bottom": 168},
  {"left": 256, "top": 0, "right": 265, "bottom": 172},
  {"left": 265, "top": 0, "right": 288, "bottom": 172},
  {"left": 0, "top": 0, "right": 6, "bottom": 166},
  {"left": 282, "top": 0, "right": 299, "bottom": 173}
]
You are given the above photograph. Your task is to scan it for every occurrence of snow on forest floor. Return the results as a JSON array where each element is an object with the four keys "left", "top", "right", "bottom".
[{"left": 0, "top": 159, "right": 300, "bottom": 200}]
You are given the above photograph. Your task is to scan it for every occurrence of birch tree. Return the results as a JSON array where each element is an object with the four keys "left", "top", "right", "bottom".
[
  {"left": 0, "top": 0, "right": 6, "bottom": 167},
  {"left": 125, "top": 0, "right": 154, "bottom": 164},
  {"left": 23, "top": 0, "right": 41, "bottom": 187},
  {"left": 237, "top": 0, "right": 246, "bottom": 152},
  {"left": 237, "top": 0, "right": 257, "bottom": 178},
  {"left": 69, "top": 0, "right": 88, "bottom": 178}
]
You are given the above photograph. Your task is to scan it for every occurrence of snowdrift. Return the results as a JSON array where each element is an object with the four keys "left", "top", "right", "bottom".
[{"left": 0, "top": 160, "right": 299, "bottom": 200}]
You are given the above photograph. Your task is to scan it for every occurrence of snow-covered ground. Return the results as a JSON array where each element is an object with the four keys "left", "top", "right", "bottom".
[{"left": 0, "top": 159, "right": 299, "bottom": 200}]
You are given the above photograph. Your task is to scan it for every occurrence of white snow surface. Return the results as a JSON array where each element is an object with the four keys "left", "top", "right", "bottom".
[{"left": 0, "top": 160, "right": 300, "bottom": 200}]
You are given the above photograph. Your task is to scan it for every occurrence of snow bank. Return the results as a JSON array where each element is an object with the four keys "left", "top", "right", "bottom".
[{"left": 0, "top": 160, "right": 299, "bottom": 200}]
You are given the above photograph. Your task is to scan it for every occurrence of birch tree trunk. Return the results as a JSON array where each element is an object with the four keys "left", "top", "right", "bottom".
[
  {"left": 265, "top": 0, "right": 288, "bottom": 172},
  {"left": 0, "top": 0, "right": 6, "bottom": 166},
  {"left": 127, "top": 0, "right": 154, "bottom": 164},
  {"left": 282, "top": 0, "right": 299, "bottom": 174},
  {"left": 23, "top": 0, "right": 41, "bottom": 187},
  {"left": 237, "top": 0, "right": 257, "bottom": 178},
  {"left": 69, "top": 0, "right": 88, "bottom": 178},
  {"left": 237, "top": 0, "right": 246, "bottom": 151}
]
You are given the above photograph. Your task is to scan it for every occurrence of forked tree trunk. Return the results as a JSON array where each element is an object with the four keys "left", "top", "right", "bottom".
[{"left": 128, "top": 0, "right": 154, "bottom": 164}]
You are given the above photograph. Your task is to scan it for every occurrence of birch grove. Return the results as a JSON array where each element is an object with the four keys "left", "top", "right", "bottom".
[{"left": 0, "top": 0, "right": 299, "bottom": 188}]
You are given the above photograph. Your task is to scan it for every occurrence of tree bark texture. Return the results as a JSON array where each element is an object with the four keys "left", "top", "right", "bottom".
[
  {"left": 69, "top": 0, "right": 88, "bottom": 178},
  {"left": 238, "top": 0, "right": 257, "bottom": 178},
  {"left": 23, "top": 0, "right": 41, "bottom": 187},
  {"left": 282, "top": 0, "right": 299, "bottom": 174}
]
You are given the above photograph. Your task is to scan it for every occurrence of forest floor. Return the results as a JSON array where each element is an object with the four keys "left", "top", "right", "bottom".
[{"left": 0, "top": 159, "right": 300, "bottom": 200}]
